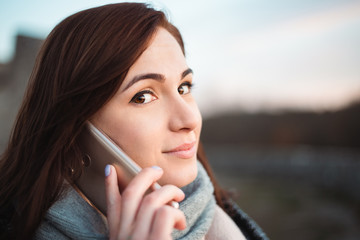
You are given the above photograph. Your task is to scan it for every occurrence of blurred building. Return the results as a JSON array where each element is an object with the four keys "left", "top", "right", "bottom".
[{"left": 0, "top": 35, "right": 43, "bottom": 152}]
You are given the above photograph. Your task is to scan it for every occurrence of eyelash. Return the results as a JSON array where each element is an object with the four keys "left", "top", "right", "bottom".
[
  {"left": 130, "top": 90, "right": 154, "bottom": 104},
  {"left": 179, "top": 81, "right": 193, "bottom": 94},
  {"left": 129, "top": 81, "right": 194, "bottom": 104}
]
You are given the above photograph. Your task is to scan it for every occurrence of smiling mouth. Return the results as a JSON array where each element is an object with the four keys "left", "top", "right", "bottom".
[{"left": 163, "top": 141, "right": 197, "bottom": 159}]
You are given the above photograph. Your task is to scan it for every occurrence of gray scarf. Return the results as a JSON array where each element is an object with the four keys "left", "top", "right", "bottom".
[
  {"left": 172, "top": 161, "right": 216, "bottom": 240},
  {"left": 35, "top": 161, "right": 216, "bottom": 239}
]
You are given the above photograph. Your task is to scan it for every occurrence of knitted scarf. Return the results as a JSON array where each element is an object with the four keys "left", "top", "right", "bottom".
[
  {"left": 172, "top": 161, "right": 216, "bottom": 239},
  {"left": 35, "top": 161, "right": 216, "bottom": 239}
]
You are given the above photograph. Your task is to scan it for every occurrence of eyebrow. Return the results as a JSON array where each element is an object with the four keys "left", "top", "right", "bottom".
[{"left": 122, "top": 68, "right": 193, "bottom": 92}]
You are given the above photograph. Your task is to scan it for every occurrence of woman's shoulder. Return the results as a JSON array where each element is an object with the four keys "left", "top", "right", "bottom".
[
  {"left": 35, "top": 186, "right": 108, "bottom": 239},
  {"left": 223, "top": 199, "right": 269, "bottom": 240}
]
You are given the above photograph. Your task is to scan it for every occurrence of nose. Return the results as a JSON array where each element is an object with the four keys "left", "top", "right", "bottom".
[{"left": 168, "top": 96, "right": 201, "bottom": 132}]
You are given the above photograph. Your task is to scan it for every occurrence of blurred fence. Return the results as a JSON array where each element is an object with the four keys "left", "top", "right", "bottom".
[
  {"left": 205, "top": 144, "right": 360, "bottom": 200},
  {"left": 204, "top": 144, "right": 360, "bottom": 240}
]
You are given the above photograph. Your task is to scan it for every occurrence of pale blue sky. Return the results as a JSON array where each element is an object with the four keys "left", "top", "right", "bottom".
[{"left": 1, "top": 0, "right": 360, "bottom": 116}]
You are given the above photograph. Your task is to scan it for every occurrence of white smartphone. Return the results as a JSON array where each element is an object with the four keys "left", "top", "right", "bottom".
[{"left": 76, "top": 121, "right": 177, "bottom": 215}]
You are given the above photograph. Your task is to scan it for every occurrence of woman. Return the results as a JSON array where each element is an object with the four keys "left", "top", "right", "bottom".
[{"left": 0, "top": 3, "right": 268, "bottom": 240}]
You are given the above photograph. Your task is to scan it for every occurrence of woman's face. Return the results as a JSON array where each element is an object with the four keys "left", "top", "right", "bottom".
[{"left": 92, "top": 28, "right": 202, "bottom": 187}]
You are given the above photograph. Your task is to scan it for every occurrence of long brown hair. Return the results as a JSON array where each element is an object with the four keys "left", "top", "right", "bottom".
[{"left": 0, "top": 3, "right": 227, "bottom": 239}]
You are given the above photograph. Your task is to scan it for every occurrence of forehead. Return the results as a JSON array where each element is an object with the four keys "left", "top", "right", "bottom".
[
  {"left": 146, "top": 27, "right": 182, "bottom": 52},
  {"left": 126, "top": 28, "right": 187, "bottom": 75}
]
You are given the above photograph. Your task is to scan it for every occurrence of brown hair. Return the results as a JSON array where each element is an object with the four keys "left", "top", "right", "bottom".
[{"left": 0, "top": 3, "right": 228, "bottom": 239}]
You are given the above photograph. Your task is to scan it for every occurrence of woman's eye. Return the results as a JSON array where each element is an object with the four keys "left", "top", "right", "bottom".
[
  {"left": 178, "top": 82, "right": 192, "bottom": 95},
  {"left": 130, "top": 91, "right": 157, "bottom": 104}
]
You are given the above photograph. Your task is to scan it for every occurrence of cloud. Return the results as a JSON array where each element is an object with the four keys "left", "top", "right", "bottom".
[
  {"left": 193, "top": 1, "right": 360, "bottom": 113},
  {"left": 233, "top": 1, "right": 360, "bottom": 54}
]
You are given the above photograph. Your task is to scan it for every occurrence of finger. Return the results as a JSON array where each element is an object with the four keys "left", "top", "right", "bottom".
[
  {"left": 150, "top": 205, "right": 186, "bottom": 239},
  {"left": 132, "top": 185, "right": 185, "bottom": 239},
  {"left": 104, "top": 165, "right": 121, "bottom": 240},
  {"left": 118, "top": 166, "right": 164, "bottom": 239}
]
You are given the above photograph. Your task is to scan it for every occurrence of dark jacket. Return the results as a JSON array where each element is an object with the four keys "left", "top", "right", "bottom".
[{"left": 224, "top": 199, "right": 268, "bottom": 240}]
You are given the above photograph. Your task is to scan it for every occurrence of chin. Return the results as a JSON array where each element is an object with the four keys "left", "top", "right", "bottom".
[{"left": 159, "top": 159, "right": 198, "bottom": 187}]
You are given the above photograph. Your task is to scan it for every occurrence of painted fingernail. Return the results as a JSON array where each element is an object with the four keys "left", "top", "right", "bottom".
[
  {"left": 151, "top": 166, "right": 162, "bottom": 171},
  {"left": 171, "top": 201, "right": 179, "bottom": 209},
  {"left": 105, "top": 164, "right": 111, "bottom": 177}
]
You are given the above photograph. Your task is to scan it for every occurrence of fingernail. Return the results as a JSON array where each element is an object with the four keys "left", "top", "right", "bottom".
[
  {"left": 171, "top": 201, "right": 179, "bottom": 209},
  {"left": 151, "top": 166, "right": 162, "bottom": 171},
  {"left": 105, "top": 164, "right": 111, "bottom": 177}
]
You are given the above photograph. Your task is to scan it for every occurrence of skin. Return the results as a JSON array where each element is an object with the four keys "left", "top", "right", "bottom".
[
  {"left": 92, "top": 27, "right": 202, "bottom": 187},
  {"left": 105, "top": 165, "right": 186, "bottom": 239},
  {"left": 93, "top": 28, "right": 203, "bottom": 239}
]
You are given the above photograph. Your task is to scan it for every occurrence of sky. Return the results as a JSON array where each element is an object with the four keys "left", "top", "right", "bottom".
[{"left": 1, "top": 0, "right": 360, "bottom": 116}]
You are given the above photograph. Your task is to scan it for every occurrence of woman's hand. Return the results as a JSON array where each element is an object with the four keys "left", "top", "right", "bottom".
[{"left": 105, "top": 165, "right": 186, "bottom": 240}]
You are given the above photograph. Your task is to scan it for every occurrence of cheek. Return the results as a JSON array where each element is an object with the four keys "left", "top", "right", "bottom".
[{"left": 105, "top": 110, "right": 165, "bottom": 167}]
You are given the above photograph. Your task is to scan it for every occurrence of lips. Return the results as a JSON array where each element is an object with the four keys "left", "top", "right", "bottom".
[{"left": 163, "top": 141, "right": 197, "bottom": 159}]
